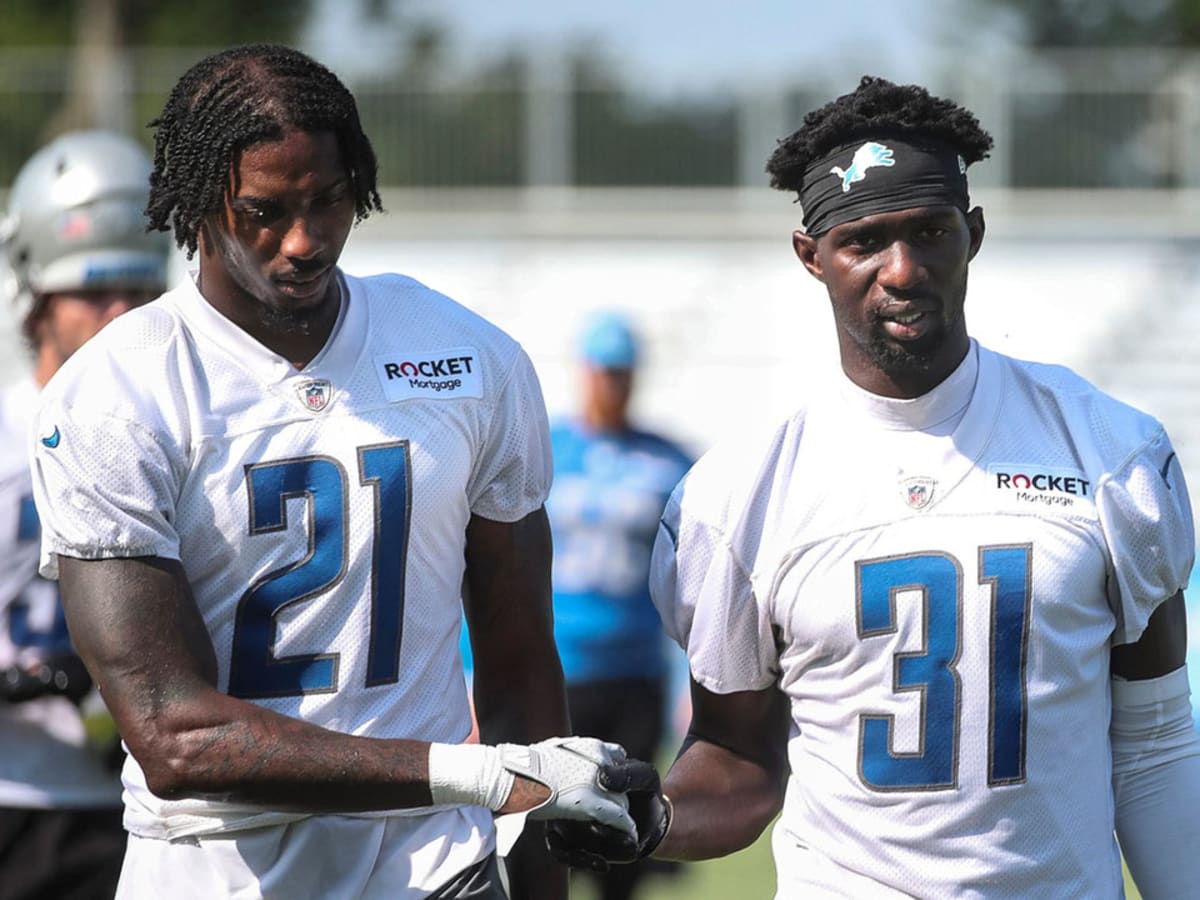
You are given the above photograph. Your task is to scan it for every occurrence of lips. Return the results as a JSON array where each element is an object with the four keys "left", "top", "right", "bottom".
[
  {"left": 274, "top": 266, "right": 331, "bottom": 298},
  {"left": 877, "top": 301, "right": 938, "bottom": 342}
]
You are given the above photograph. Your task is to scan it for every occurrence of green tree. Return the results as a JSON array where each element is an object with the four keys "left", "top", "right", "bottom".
[
  {"left": 981, "top": 0, "right": 1200, "bottom": 47},
  {"left": 0, "top": 0, "right": 314, "bottom": 181},
  {"left": 0, "top": 0, "right": 311, "bottom": 50}
]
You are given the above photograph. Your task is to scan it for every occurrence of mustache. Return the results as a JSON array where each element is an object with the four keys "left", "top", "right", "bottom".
[
  {"left": 277, "top": 258, "right": 331, "bottom": 279},
  {"left": 880, "top": 287, "right": 939, "bottom": 305}
]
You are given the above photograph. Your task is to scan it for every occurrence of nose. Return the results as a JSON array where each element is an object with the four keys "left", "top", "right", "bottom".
[
  {"left": 876, "top": 240, "right": 926, "bottom": 292},
  {"left": 280, "top": 215, "right": 322, "bottom": 261}
]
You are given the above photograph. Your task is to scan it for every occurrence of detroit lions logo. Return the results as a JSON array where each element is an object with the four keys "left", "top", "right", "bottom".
[{"left": 830, "top": 141, "right": 895, "bottom": 193}]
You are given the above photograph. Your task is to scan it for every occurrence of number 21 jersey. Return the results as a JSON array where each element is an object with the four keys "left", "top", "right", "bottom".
[{"left": 30, "top": 271, "right": 552, "bottom": 840}]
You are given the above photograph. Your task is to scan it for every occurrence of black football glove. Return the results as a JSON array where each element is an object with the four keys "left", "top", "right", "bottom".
[
  {"left": 545, "top": 756, "right": 672, "bottom": 872},
  {"left": 0, "top": 655, "right": 93, "bottom": 704}
]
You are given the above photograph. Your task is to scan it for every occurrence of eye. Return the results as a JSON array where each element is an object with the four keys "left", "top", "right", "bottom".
[
  {"left": 920, "top": 225, "right": 950, "bottom": 240},
  {"left": 842, "top": 232, "right": 880, "bottom": 252},
  {"left": 236, "top": 202, "right": 282, "bottom": 224}
]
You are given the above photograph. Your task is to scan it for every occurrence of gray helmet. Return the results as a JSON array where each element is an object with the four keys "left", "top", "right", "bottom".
[{"left": 2, "top": 130, "right": 170, "bottom": 319}]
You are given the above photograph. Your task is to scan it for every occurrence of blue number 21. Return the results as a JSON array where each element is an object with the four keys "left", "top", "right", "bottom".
[
  {"left": 856, "top": 545, "right": 1031, "bottom": 790},
  {"left": 229, "top": 442, "right": 411, "bottom": 699}
]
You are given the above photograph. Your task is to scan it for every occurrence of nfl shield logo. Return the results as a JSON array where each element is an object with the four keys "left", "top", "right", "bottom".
[
  {"left": 901, "top": 476, "right": 937, "bottom": 510},
  {"left": 296, "top": 379, "right": 332, "bottom": 413}
]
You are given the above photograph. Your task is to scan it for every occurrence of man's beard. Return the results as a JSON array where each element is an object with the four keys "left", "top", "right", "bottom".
[
  {"left": 865, "top": 291, "right": 965, "bottom": 376},
  {"left": 865, "top": 330, "right": 942, "bottom": 375},
  {"left": 256, "top": 300, "right": 326, "bottom": 336}
]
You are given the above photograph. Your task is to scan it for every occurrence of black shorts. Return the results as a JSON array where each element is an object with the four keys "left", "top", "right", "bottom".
[
  {"left": 429, "top": 853, "right": 507, "bottom": 899},
  {"left": 0, "top": 806, "right": 125, "bottom": 900},
  {"left": 566, "top": 677, "right": 667, "bottom": 763}
]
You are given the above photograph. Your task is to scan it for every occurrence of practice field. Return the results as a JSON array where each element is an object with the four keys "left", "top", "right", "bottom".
[{"left": 571, "top": 827, "right": 1144, "bottom": 899}]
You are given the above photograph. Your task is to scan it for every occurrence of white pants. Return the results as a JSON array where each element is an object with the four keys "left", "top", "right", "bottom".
[{"left": 116, "top": 808, "right": 494, "bottom": 899}]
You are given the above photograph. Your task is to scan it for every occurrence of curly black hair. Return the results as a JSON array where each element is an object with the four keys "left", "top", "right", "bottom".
[
  {"left": 146, "top": 43, "right": 383, "bottom": 257},
  {"left": 766, "top": 76, "right": 994, "bottom": 197}
]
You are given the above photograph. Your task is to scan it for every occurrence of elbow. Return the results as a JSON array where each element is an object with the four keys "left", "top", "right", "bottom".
[
  {"left": 129, "top": 737, "right": 206, "bottom": 800},
  {"left": 141, "top": 766, "right": 191, "bottom": 801},
  {"left": 139, "top": 754, "right": 203, "bottom": 800},
  {"left": 123, "top": 717, "right": 227, "bottom": 800}
]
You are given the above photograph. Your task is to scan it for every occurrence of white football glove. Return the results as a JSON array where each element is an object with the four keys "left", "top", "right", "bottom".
[
  {"left": 428, "top": 736, "right": 634, "bottom": 835},
  {"left": 498, "top": 736, "right": 633, "bottom": 832}
]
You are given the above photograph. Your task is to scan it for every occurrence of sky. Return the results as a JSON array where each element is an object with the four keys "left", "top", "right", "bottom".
[{"left": 305, "top": 0, "right": 1017, "bottom": 95}]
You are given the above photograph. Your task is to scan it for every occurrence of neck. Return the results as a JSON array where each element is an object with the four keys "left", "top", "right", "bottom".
[
  {"left": 32, "top": 348, "right": 59, "bottom": 389},
  {"left": 197, "top": 270, "right": 341, "bottom": 372},
  {"left": 843, "top": 335, "right": 971, "bottom": 400},
  {"left": 583, "top": 405, "right": 628, "bottom": 432}
]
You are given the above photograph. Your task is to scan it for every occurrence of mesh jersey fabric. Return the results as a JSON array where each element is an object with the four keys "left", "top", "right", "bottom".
[
  {"left": 650, "top": 341, "right": 1194, "bottom": 898},
  {"left": 30, "top": 271, "right": 552, "bottom": 851}
]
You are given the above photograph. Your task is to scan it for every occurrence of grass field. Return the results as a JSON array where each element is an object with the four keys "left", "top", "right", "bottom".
[{"left": 570, "top": 825, "right": 1145, "bottom": 899}]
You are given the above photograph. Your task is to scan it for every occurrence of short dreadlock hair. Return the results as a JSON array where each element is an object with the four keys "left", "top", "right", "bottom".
[
  {"left": 766, "top": 76, "right": 994, "bottom": 197},
  {"left": 147, "top": 43, "right": 383, "bottom": 257}
]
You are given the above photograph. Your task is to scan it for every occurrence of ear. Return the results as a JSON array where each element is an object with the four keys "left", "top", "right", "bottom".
[
  {"left": 792, "top": 230, "right": 825, "bottom": 282},
  {"left": 965, "top": 207, "right": 986, "bottom": 261}
]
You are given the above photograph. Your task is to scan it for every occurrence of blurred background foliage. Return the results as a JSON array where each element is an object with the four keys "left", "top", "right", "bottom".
[{"left": 1, "top": 0, "right": 1200, "bottom": 192}]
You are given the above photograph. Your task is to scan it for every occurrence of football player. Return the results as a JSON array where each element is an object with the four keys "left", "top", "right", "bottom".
[
  {"left": 550, "top": 76, "right": 1200, "bottom": 898},
  {"left": 29, "top": 45, "right": 636, "bottom": 899},
  {"left": 0, "top": 129, "right": 171, "bottom": 900}
]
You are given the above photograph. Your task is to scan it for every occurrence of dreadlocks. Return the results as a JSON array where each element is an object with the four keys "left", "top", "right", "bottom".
[
  {"left": 766, "top": 76, "right": 994, "bottom": 198},
  {"left": 147, "top": 44, "right": 383, "bottom": 257}
]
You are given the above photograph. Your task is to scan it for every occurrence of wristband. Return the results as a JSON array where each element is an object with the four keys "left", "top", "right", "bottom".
[
  {"left": 427, "top": 743, "right": 515, "bottom": 811},
  {"left": 658, "top": 794, "right": 674, "bottom": 848}
]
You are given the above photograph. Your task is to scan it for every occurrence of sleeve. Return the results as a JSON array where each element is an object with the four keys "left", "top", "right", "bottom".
[
  {"left": 649, "top": 476, "right": 779, "bottom": 694},
  {"left": 1111, "top": 667, "right": 1200, "bottom": 897},
  {"left": 1096, "top": 428, "right": 1195, "bottom": 646},
  {"left": 466, "top": 345, "right": 553, "bottom": 523},
  {"left": 31, "top": 398, "right": 183, "bottom": 580}
]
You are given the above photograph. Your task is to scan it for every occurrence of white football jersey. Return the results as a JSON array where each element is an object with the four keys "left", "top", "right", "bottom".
[
  {"left": 652, "top": 342, "right": 1194, "bottom": 898},
  {"left": 0, "top": 377, "right": 120, "bottom": 809},
  {"left": 30, "top": 270, "right": 552, "bottom": 869}
]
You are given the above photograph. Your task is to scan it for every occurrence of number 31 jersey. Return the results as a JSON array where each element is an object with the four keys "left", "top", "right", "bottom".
[
  {"left": 30, "top": 271, "right": 552, "bottom": 840},
  {"left": 651, "top": 342, "right": 1194, "bottom": 898}
]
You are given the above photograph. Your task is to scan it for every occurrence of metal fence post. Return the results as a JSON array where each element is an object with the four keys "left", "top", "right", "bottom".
[{"left": 524, "top": 48, "right": 574, "bottom": 188}]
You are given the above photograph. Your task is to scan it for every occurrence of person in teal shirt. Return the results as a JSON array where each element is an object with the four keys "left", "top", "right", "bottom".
[{"left": 547, "top": 311, "right": 692, "bottom": 900}]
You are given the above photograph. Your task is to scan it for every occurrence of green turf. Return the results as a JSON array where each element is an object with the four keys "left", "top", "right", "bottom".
[
  {"left": 570, "top": 829, "right": 775, "bottom": 900},
  {"left": 571, "top": 827, "right": 1144, "bottom": 899}
]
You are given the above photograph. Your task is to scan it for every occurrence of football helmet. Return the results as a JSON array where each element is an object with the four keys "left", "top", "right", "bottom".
[{"left": 1, "top": 130, "right": 170, "bottom": 320}]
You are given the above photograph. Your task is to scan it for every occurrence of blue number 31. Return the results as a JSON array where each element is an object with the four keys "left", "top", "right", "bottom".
[
  {"left": 229, "top": 442, "right": 411, "bottom": 699},
  {"left": 856, "top": 545, "right": 1031, "bottom": 790}
]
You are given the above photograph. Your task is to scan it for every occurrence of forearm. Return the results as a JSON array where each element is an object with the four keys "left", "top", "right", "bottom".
[
  {"left": 462, "top": 508, "right": 570, "bottom": 897},
  {"left": 472, "top": 654, "right": 570, "bottom": 898},
  {"left": 656, "top": 735, "right": 785, "bottom": 860},
  {"left": 127, "top": 682, "right": 436, "bottom": 811},
  {"left": 473, "top": 658, "right": 569, "bottom": 745}
]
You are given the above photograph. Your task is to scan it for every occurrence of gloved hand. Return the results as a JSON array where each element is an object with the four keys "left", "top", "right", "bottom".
[
  {"left": 499, "top": 736, "right": 635, "bottom": 833},
  {"left": 428, "top": 736, "right": 634, "bottom": 835},
  {"left": 0, "top": 655, "right": 92, "bottom": 704},
  {"left": 544, "top": 756, "right": 671, "bottom": 872}
]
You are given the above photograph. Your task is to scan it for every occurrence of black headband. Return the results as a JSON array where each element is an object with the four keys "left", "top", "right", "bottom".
[{"left": 798, "top": 136, "right": 970, "bottom": 235}]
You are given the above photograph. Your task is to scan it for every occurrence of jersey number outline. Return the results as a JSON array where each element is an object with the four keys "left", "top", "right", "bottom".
[
  {"left": 856, "top": 544, "right": 1031, "bottom": 791},
  {"left": 228, "top": 442, "right": 412, "bottom": 699}
]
